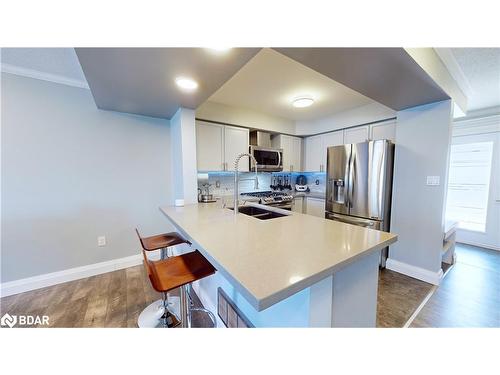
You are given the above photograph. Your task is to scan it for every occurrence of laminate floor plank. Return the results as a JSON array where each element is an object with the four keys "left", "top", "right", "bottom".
[
  {"left": 376, "top": 268, "right": 433, "bottom": 328},
  {"left": 411, "top": 244, "right": 500, "bottom": 328},
  {"left": 3, "top": 244, "right": 496, "bottom": 328}
]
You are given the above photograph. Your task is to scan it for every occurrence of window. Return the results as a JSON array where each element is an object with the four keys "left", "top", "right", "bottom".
[{"left": 446, "top": 141, "right": 494, "bottom": 232}]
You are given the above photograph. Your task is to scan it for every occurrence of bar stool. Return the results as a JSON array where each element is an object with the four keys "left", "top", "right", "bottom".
[
  {"left": 142, "top": 248, "right": 217, "bottom": 328},
  {"left": 135, "top": 229, "right": 191, "bottom": 328}
]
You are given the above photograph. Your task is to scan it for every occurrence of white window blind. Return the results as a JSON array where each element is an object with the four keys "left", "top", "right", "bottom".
[{"left": 446, "top": 141, "right": 494, "bottom": 232}]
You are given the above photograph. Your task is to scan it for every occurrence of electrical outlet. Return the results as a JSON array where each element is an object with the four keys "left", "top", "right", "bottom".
[
  {"left": 426, "top": 176, "right": 440, "bottom": 186},
  {"left": 97, "top": 236, "right": 106, "bottom": 247},
  {"left": 215, "top": 180, "right": 221, "bottom": 188}
]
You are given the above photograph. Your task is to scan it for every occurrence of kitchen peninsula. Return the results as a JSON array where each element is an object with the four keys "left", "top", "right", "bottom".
[{"left": 160, "top": 202, "right": 397, "bottom": 327}]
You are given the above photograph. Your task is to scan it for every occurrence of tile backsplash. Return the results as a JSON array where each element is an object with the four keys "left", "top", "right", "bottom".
[{"left": 197, "top": 171, "right": 326, "bottom": 197}]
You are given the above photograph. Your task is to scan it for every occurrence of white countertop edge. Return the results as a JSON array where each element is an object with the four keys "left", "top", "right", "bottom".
[{"left": 159, "top": 205, "right": 397, "bottom": 312}]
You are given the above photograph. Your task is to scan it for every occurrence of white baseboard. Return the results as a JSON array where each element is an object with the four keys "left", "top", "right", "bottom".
[
  {"left": 386, "top": 258, "right": 444, "bottom": 285},
  {"left": 1, "top": 254, "right": 143, "bottom": 298},
  {"left": 456, "top": 240, "right": 500, "bottom": 252}
]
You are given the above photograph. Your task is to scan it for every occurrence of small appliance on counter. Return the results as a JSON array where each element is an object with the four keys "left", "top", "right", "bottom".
[
  {"left": 295, "top": 174, "right": 310, "bottom": 192},
  {"left": 198, "top": 183, "right": 217, "bottom": 203}
]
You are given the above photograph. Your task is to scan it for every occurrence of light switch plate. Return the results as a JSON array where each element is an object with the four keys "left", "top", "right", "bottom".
[
  {"left": 426, "top": 176, "right": 440, "bottom": 186},
  {"left": 97, "top": 236, "right": 106, "bottom": 247}
]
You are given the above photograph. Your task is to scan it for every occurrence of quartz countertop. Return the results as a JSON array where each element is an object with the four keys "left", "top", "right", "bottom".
[{"left": 160, "top": 202, "right": 397, "bottom": 311}]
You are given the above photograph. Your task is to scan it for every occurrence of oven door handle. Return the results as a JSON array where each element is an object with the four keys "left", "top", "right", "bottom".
[{"left": 277, "top": 150, "right": 281, "bottom": 168}]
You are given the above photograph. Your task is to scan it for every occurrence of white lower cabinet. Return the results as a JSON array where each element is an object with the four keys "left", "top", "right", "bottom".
[
  {"left": 305, "top": 197, "right": 325, "bottom": 218},
  {"left": 292, "top": 196, "right": 304, "bottom": 213}
]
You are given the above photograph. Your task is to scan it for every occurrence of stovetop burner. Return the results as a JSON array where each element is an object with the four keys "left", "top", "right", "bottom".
[
  {"left": 241, "top": 190, "right": 294, "bottom": 205},
  {"left": 242, "top": 191, "right": 290, "bottom": 198}
]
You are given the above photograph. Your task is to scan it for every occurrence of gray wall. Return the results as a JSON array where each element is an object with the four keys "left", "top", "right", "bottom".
[
  {"left": 1, "top": 73, "right": 174, "bottom": 282},
  {"left": 389, "top": 100, "right": 452, "bottom": 274}
]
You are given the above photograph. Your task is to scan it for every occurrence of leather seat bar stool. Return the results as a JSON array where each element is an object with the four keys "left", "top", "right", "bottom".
[
  {"left": 135, "top": 228, "right": 191, "bottom": 260},
  {"left": 142, "top": 248, "right": 217, "bottom": 328},
  {"left": 135, "top": 229, "right": 191, "bottom": 328}
]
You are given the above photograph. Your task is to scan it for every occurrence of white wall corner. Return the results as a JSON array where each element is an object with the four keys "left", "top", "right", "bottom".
[
  {"left": 170, "top": 107, "right": 198, "bottom": 204},
  {"left": 386, "top": 258, "right": 444, "bottom": 285}
]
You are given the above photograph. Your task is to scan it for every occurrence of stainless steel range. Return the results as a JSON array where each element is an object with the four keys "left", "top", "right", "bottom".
[{"left": 241, "top": 191, "right": 294, "bottom": 210}]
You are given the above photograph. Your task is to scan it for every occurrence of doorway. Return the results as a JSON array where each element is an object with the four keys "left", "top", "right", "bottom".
[{"left": 445, "top": 122, "right": 500, "bottom": 250}]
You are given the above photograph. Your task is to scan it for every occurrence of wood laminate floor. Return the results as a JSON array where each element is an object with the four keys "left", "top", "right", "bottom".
[
  {"left": 0, "top": 265, "right": 210, "bottom": 328},
  {"left": 411, "top": 244, "right": 500, "bottom": 327},
  {"left": 2, "top": 244, "right": 497, "bottom": 328},
  {"left": 376, "top": 268, "right": 433, "bottom": 327}
]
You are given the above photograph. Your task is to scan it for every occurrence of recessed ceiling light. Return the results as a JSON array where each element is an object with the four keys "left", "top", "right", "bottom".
[
  {"left": 175, "top": 77, "right": 198, "bottom": 91},
  {"left": 292, "top": 97, "right": 314, "bottom": 108},
  {"left": 208, "top": 47, "right": 231, "bottom": 53}
]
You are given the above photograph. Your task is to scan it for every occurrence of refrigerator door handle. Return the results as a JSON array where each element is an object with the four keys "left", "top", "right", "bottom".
[
  {"left": 348, "top": 149, "right": 355, "bottom": 210},
  {"left": 344, "top": 147, "right": 351, "bottom": 208},
  {"left": 325, "top": 212, "right": 378, "bottom": 227}
]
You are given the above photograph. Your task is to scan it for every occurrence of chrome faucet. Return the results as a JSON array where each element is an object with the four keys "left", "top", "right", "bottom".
[{"left": 233, "top": 153, "right": 259, "bottom": 215}]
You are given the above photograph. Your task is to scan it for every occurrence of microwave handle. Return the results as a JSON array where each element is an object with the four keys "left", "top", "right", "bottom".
[{"left": 277, "top": 151, "right": 281, "bottom": 167}]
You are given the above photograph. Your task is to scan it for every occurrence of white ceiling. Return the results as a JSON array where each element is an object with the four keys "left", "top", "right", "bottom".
[
  {"left": 436, "top": 48, "right": 500, "bottom": 111},
  {"left": 207, "top": 48, "right": 374, "bottom": 121},
  {"left": 1, "top": 48, "right": 87, "bottom": 83}
]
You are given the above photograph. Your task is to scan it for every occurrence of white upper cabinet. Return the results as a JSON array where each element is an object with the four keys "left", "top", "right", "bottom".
[
  {"left": 305, "top": 135, "right": 323, "bottom": 172},
  {"left": 224, "top": 125, "right": 250, "bottom": 172},
  {"left": 343, "top": 125, "right": 370, "bottom": 144},
  {"left": 196, "top": 121, "right": 249, "bottom": 171},
  {"left": 321, "top": 131, "right": 344, "bottom": 164},
  {"left": 370, "top": 121, "right": 396, "bottom": 141},
  {"left": 273, "top": 134, "right": 302, "bottom": 172},
  {"left": 305, "top": 131, "right": 343, "bottom": 172},
  {"left": 196, "top": 121, "right": 224, "bottom": 171}
]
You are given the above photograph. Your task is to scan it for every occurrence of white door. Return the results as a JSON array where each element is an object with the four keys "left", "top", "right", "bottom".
[
  {"left": 305, "top": 135, "right": 323, "bottom": 171},
  {"left": 322, "top": 131, "right": 344, "bottom": 171},
  {"left": 224, "top": 126, "right": 249, "bottom": 172},
  {"left": 196, "top": 121, "right": 224, "bottom": 171},
  {"left": 371, "top": 121, "right": 396, "bottom": 142},
  {"left": 446, "top": 131, "right": 500, "bottom": 250},
  {"left": 306, "top": 197, "right": 326, "bottom": 217},
  {"left": 344, "top": 126, "right": 370, "bottom": 144}
]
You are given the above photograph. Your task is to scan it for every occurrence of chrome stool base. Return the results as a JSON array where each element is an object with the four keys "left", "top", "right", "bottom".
[{"left": 137, "top": 296, "right": 181, "bottom": 328}]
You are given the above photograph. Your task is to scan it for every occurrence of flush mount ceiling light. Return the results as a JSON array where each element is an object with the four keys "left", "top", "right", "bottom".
[
  {"left": 207, "top": 47, "right": 231, "bottom": 53},
  {"left": 175, "top": 77, "right": 199, "bottom": 91},
  {"left": 292, "top": 97, "right": 314, "bottom": 108}
]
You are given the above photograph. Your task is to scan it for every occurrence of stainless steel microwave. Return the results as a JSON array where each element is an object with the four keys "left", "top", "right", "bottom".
[{"left": 249, "top": 145, "right": 283, "bottom": 172}]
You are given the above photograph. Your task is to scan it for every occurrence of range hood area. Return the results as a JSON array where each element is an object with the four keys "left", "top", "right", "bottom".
[{"left": 249, "top": 131, "right": 283, "bottom": 172}]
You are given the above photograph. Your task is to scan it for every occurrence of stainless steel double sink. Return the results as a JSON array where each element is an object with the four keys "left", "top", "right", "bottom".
[{"left": 229, "top": 205, "right": 287, "bottom": 220}]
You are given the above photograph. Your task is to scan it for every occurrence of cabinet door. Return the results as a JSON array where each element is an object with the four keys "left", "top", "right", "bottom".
[
  {"left": 344, "top": 125, "right": 370, "bottom": 144},
  {"left": 371, "top": 121, "right": 396, "bottom": 142},
  {"left": 281, "top": 135, "right": 293, "bottom": 172},
  {"left": 292, "top": 196, "right": 304, "bottom": 213},
  {"left": 305, "top": 135, "right": 323, "bottom": 172},
  {"left": 305, "top": 197, "right": 325, "bottom": 217},
  {"left": 224, "top": 126, "right": 249, "bottom": 172},
  {"left": 291, "top": 136, "right": 302, "bottom": 172},
  {"left": 196, "top": 121, "right": 224, "bottom": 171},
  {"left": 321, "top": 131, "right": 344, "bottom": 171}
]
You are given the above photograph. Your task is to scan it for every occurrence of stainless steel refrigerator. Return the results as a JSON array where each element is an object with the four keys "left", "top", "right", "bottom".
[{"left": 325, "top": 140, "right": 395, "bottom": 267}]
